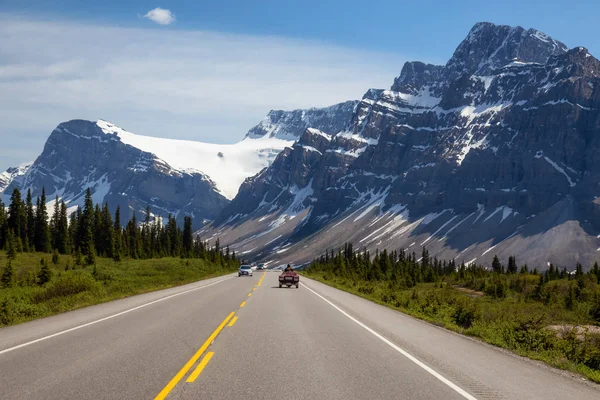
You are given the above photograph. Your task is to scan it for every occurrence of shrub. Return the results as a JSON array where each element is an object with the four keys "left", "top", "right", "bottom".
[
  {"left": 453, "top": 298, "right": 477, "bottom": 329},
  {"left": 35, "top": 271, "right": 103, "bottom": 302}
]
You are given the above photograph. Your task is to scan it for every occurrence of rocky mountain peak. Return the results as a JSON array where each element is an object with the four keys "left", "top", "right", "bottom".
[
  {"left": 391, "top": 62, "right": 444, "bottom": 94},
  {"left": 444, "top": 22, "right": 568, "bottom": 80},
  {"left": 245, "top": 101, "right": 359, "bottom": 140}
]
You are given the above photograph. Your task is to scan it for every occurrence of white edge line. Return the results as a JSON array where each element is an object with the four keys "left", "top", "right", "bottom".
[
  {"left": 301, "top": 282, "right": 478, "bottom": 400},
  {"left": 0, "top": 275, "right": 234, "bottom": 356}
]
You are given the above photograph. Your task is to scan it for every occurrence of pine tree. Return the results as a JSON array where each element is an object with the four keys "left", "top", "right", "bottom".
[
  {"left": 50, "top": 195, "right": 60, "bottom": 250},
  {"left": 37, "top": 259, "right": 52, "bottom": 285},
  {"left": 80, "top": 188, "right": 95, "bottom": 257},
  {"left": 52, "top": 248, "right": 60, "bottom": 265},
  {"left": 491, "top": 255, "right": 502, "bottom": 273},
  {"left": 507, "top": 256, "right": 517, "bottom": 274},
  {"left": 182, "top": 216, "right": 193, "bottom": 257},
  {"left": 6, "top": 230, "right": 17, "bottom": 260},
  {"left": 127, "top": 213, "right": 139, "bottom": 259},
  {"left": 1, "top": 260, "right": 14, "bottom": 288},
  {"left": 25, "top": 189, "right": 35, "bottom": 251},
  {"left": 0, "top": 198, "right": 6, "bottom": 249},
  {"left": 113, "top": 206, "right": 122, "bottom": 261},
  {"left": 93, "top": 204, "right": 103, "bottom": 255},
  {"left": 34, "top": 188, "right": 51, "bottom": 252},
  {"left": 55, "top": 202, "right": 70, "bottom": 254},
  {"left": 7, "top": 188, "right": 26, "bottom": 247}
]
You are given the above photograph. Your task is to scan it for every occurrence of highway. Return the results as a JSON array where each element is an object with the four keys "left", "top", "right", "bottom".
[{"left": 1, "top": 271, "right": 599, "bottom": 400}]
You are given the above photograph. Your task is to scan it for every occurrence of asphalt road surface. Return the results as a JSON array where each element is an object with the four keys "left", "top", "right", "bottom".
[{"left": 1, "top": 271, "right": 599, "bottom": 400}]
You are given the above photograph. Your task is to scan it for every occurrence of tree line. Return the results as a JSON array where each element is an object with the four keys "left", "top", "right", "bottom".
[
  {"left": 0, "top": 187, "right": 235, "bottom": 266},
  {"left": 308, "top": 243, "right": 600, "bottom": 298}
]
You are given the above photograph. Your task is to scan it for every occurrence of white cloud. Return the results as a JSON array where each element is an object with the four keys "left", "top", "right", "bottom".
[
  {"left": 144, "top": 7, "right": 175, "bottom": 25},
  {"left": 0, "top": 14, "right": 411, "bottom": 172}
]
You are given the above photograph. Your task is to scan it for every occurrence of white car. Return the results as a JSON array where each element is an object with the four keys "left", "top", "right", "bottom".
[{"left": 238, "top": 265, "right": 253, "bottom": 277}]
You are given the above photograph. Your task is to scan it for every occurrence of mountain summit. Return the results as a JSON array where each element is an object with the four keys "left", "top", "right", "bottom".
[{"left": 205, "top": 22, "right": 600, "bottom": 270}]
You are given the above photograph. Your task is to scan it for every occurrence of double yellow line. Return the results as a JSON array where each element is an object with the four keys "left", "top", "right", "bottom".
[
  {"left": 154, "top": 271, "right": 266, "bottom": 399},
  {"left": 154, "top": 312, "right": 235, "bottom": 400}
]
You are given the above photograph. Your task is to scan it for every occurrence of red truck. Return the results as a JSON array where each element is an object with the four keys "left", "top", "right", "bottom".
[{"left": 279, "top": 269, "right": 299, "bottom": 288}]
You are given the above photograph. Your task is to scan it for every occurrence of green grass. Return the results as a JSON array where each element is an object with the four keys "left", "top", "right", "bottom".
[
  {"left": 0, "top": 251, "right": 236, "bottom": 327},
  {"left": 302, "top": 271, "right": 600, "bottom": 384}
]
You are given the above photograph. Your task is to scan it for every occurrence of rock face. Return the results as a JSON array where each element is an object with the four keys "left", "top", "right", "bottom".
[
  {"left": 2, "top": 120, "right": 229, "bottom": 229},
  {"left": 1, "top": 101, "right": 360, "bottom": 227},
  {"left": 0, "top": 162, "right": 32, "bottom": 195},
  {"left": 245, "top": 101, "right": 359, "bottom": 140},
  {"left": 207, "top": 22, "right": 600, "bottom": 270}
]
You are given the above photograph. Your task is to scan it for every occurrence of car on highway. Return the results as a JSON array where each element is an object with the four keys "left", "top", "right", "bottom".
[
  {"left": 238, "top": 265, "right": 253, "bottom": 277},
  {"left": 257, "top": 263, "right": 265, "bottom": 270},
  {"left": 279, "top": 266, "right": 299, "bottom": 288}
]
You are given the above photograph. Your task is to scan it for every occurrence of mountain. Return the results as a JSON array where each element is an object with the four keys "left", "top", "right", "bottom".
[
  {"left": 1, "top": 102, "right": 357, "bottom": 227},
  {"left": 0, "top": 162, "right": 32, "bottom": 195},
  {"left": 2, "top": 120, "right": 229, "bottom": 228},
  {"left": 205, "top": 22, "right": 600, "bottom": 270},
  {"left": 245, "top": 101, "right": 359, "bottom": 140}
]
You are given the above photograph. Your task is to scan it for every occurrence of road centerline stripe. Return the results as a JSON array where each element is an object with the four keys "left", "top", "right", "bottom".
[
  {"left": 186, "top": 352, "right": 215, "bottom": 383},
  {"left": 228, "top": 316, "right": 238, "bottom": 327},
  {"left": 154, "top": 312, "right": 234, "bottom": 400},
  {"left": 240, "top": 301, "right": 246, "bottom": 307},
  {"left": 302, "top": 282, "right": 478, "bottom": 400},
  {"left": 0, "top": 276, "right": 234, "bottom": 356}
]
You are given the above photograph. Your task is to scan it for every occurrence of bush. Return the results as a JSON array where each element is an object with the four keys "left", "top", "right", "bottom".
[
  {"left": 35, "top": 271, "right": 103, "bottom": 302},
  {"left": 453, "top": 298, "right": 477, "bottom": 329}
]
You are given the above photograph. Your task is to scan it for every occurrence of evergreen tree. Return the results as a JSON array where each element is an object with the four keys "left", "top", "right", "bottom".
[
  {"left": 100, "top": 203, "right": 114, "bottom": 259},
  {"left": 34, "top": 188, "right": 51, "bottom": 252},
  {"left": 25, "top": 189, "right": 35, "bottom": 251},
  {"left": 0, "top": 199, "right": 6, "bottom": 249},
  {"left": 55, "top": 202, "right": 70, "bottom": 254},
  {"left": 50, "top": 195, "right": 60, "bottom": 250},
  {"left": 182, "top": 216, "right": 193, "bottom": 257},
  {"left": 69, "top": 208, "right": 80, "bottom": 251},
  {"left": 507, "top": 256, "right": 517, "bottom": 274},
  {"left": 6, "top": 230, "right": 17, "bottom": 260},
  {"left": 93, "top": 204, "right": 103, "bottom": 255},
  {"left": 80, "top": 188, "right": 95, "bottom": 257},
  {"left": 1, "top": 260, "right": 13, "bottom": 288},
  {"left": 113, "top": 206, "right": 122, "bottom": 261},
  {"left": 491, "top": 255, "right": 502, "bottom": 273},
  {"left": 37, "top": 259, "right": 52, "bottom": 285},
  {"left": 7, "top": 188, "right": 26, "bottom": 247},
  {"left": 127, "top": 213, "right": 139, "bottom": 259}
]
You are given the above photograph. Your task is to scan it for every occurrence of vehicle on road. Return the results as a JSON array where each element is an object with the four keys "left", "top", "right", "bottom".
[
  {"left": 257, "top": 263, "right": 265, "bottom": 270},
  {"left": 238, "top": 265, "right": 253, "bottom": 277},
  {"left": 279, "top": 266, "right": 299, "bottom": 288}
]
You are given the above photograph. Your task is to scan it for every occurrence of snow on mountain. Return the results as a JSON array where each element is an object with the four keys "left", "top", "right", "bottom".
[
  {"left": 205, "top": 22, "right": 600, "bottom": 270},
  {"left": 96, "top": 120, "right": 292, "bottom": 199},
  {"left": 245, "top": 101, "right": 358, "bottom": 140},
  {"left": 0, "top": 162, "right": 33, "bottom": 195}
]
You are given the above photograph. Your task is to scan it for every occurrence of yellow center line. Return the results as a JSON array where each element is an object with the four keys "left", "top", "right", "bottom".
[
  {"left": 253, "top": 287, "right": 256, "bottom": 291},
  {"left": 248, "top": 293, "right": 252, "bottom": 297},
  {"left": 228, "top": 316, "right": 238, "bottom": 327},
  {"left": 256, "top": 271, "right": 267, "bottom": 287},
  {"left": 186, "top": 352, "right": 215, "bottom": 383},
  {"left": 240, "top": 301, "right": 246, "bottom": 307},
  {"left": 154, "top": 312, "right": 235, "bottom": 400}
]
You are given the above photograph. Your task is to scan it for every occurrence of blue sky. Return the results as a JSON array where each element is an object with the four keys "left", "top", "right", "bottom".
[{"left": 1, "top": 1, "right": 599, "bottom": 171}]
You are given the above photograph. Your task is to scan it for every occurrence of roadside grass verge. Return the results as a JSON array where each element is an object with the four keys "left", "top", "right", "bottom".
[
  {"left": 0, "top": 251, "right": 236, "bottom": 327},
  {"left": 302, "top": 271, "right": 600, "bottom": 384}
]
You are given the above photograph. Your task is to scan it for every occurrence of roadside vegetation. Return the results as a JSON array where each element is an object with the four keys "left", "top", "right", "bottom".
[
  {"left": 303, "top": 244, "right": 600, "bottom": 383},
  {"left": 0, "top": 187, "right": 238, "bottom": 327}
]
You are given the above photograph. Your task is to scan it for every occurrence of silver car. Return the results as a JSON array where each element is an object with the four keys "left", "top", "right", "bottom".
[{"left": 238, "top": 265, "right": 253, "bottom": 277}]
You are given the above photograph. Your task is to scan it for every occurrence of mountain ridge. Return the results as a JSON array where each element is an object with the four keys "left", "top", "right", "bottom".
[{"left": 202, "top": 22, "right": 600, "bottom": 270}]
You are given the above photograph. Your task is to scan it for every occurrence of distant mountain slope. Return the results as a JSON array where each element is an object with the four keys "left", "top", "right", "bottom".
[
  {"left": 245, "top": 101, "right": 359, "bottom": 140},
  {"left": 205, "top": 22, "right": 600, "bottom": 270},
  {"left": 0, "top": 162, "right": 32, "bottom": 195},
  {"left": 1, "top": 101, "right": 358, "bottom": 226}
]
